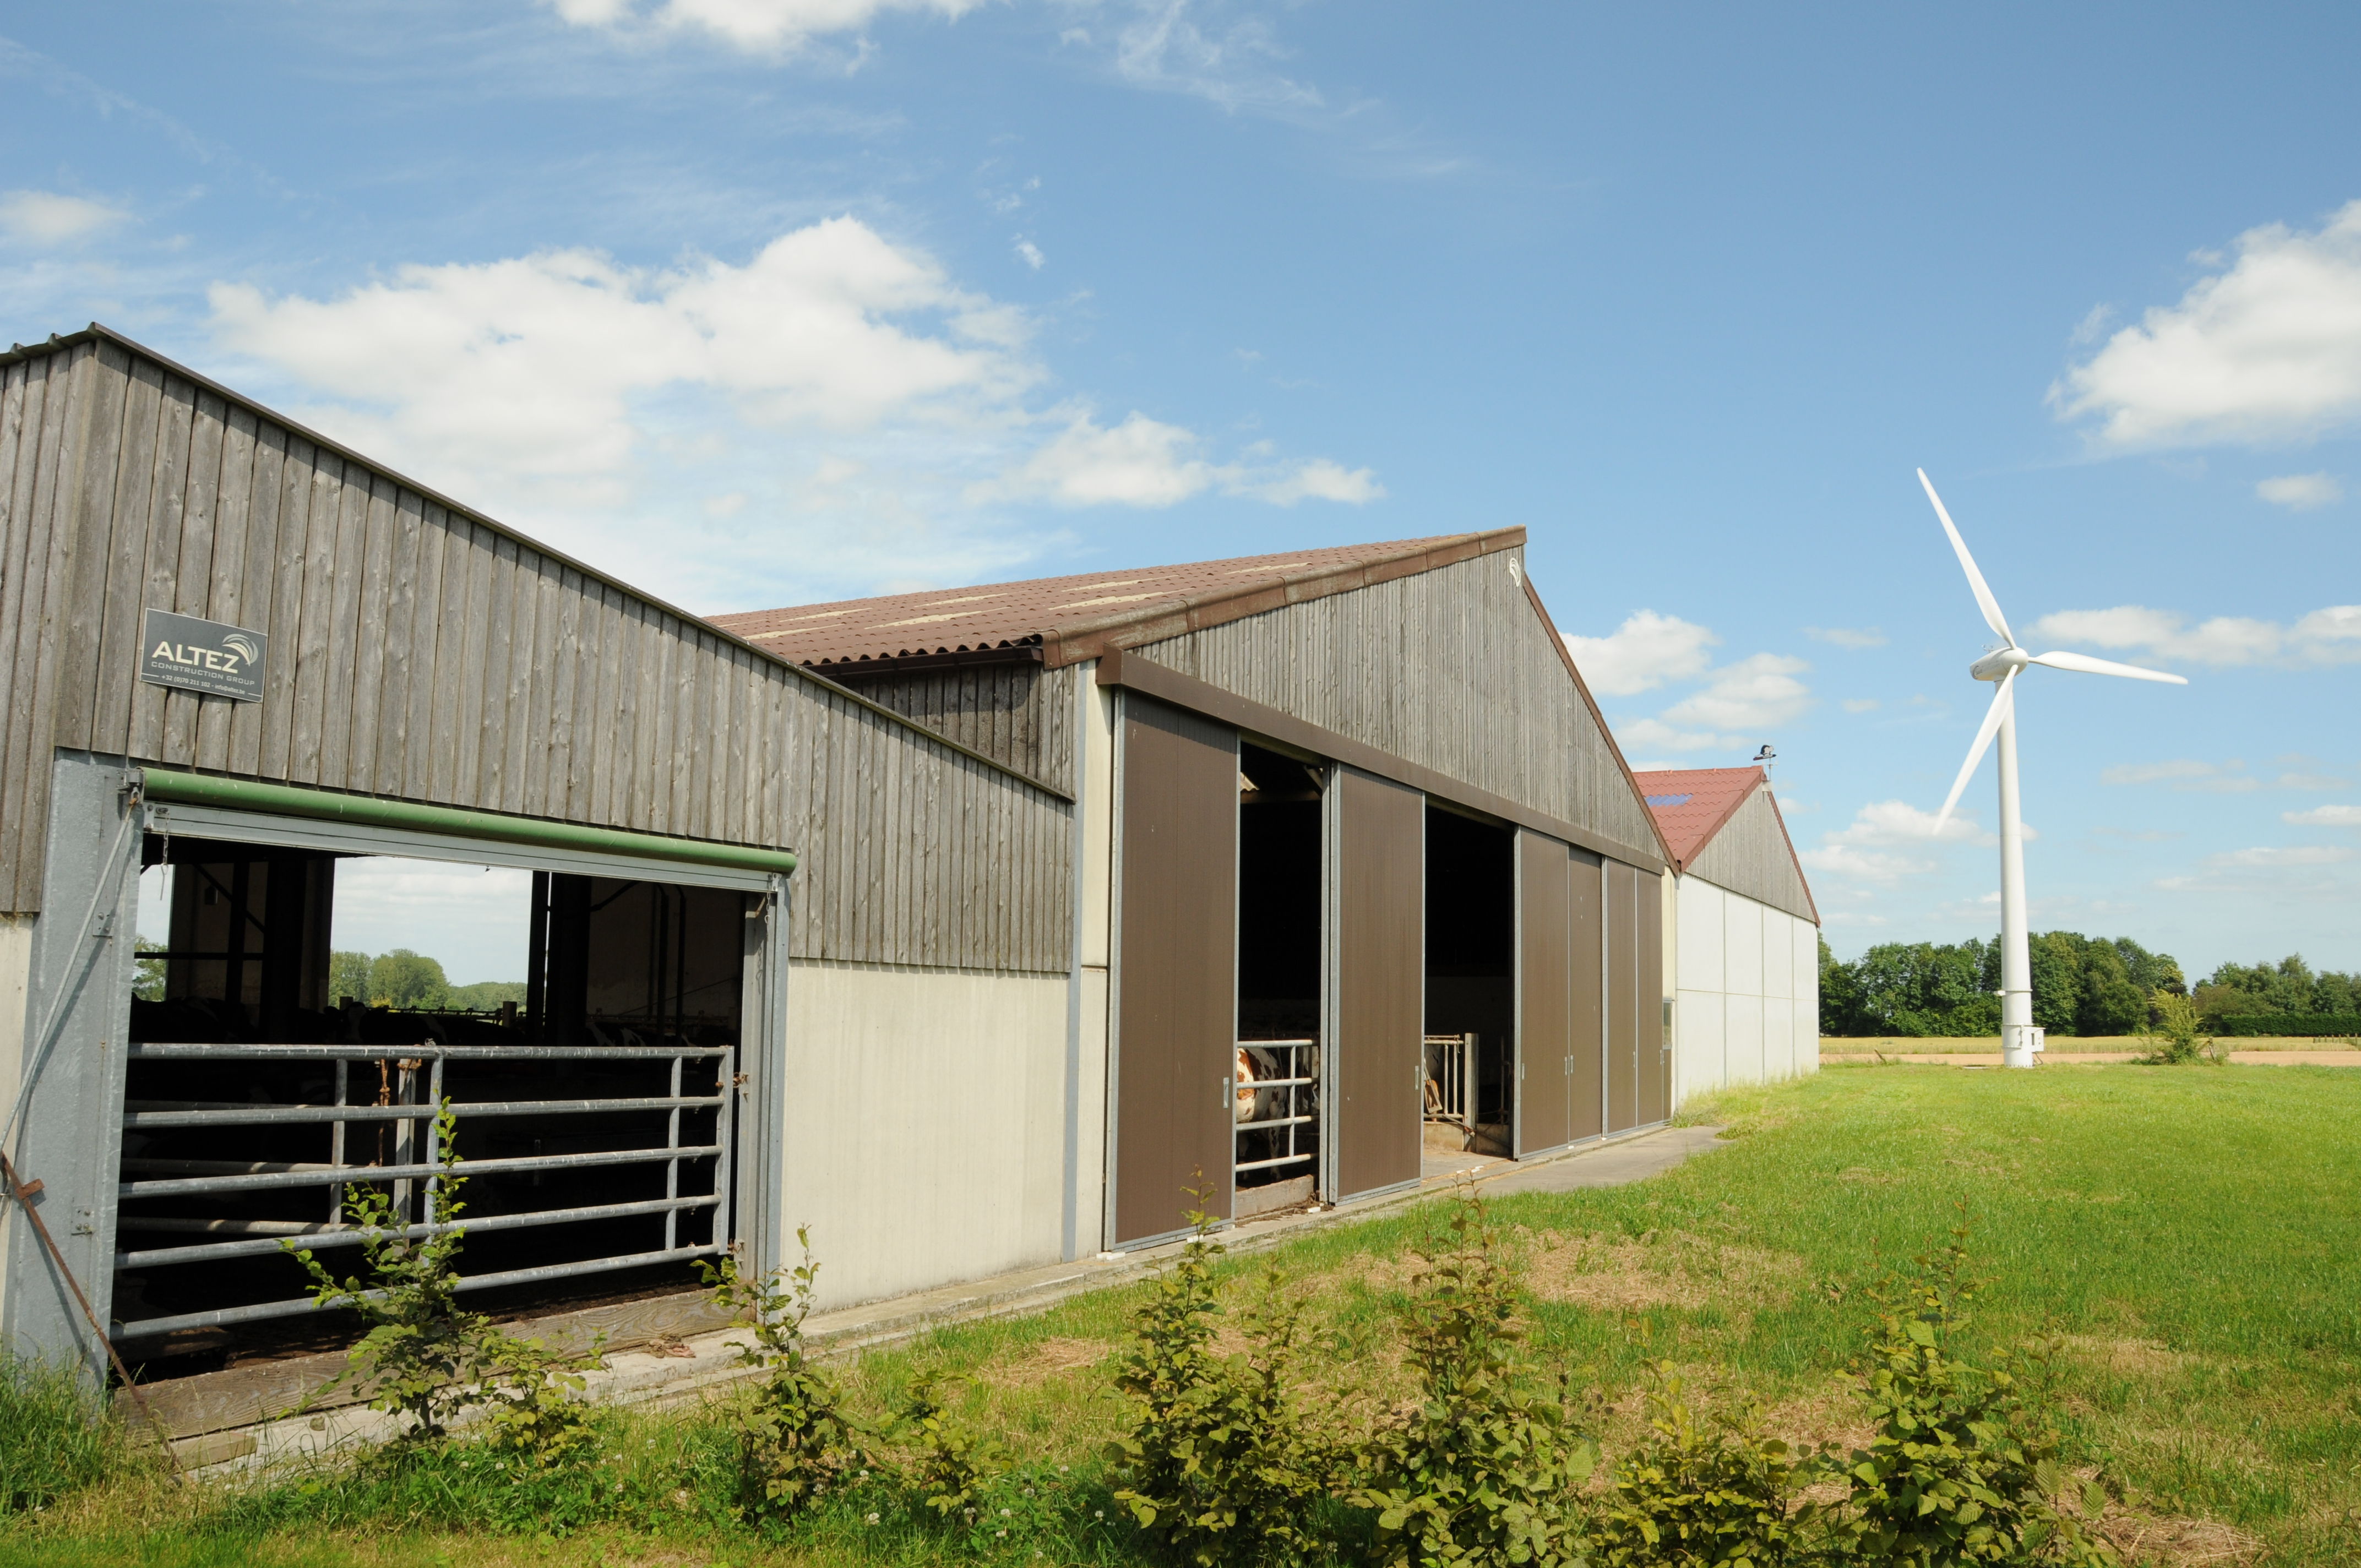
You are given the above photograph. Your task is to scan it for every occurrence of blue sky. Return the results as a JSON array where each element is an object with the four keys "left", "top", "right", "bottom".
[{"left": 18, "top": 2, "right": 2361, "bottom": 981}]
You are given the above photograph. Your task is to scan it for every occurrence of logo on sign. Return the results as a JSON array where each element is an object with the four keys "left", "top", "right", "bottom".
[{"left": 140, "top": 608, "right": 268, "bottom": 702}]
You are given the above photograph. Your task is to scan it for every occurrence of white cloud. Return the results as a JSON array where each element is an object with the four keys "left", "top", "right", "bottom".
[
  {"left": 0, "top": 189, "right": 126, "bottom": 245},
  {"left": 1108, "top": 1, "right": 1323, "bottom": 115},
  {"left": 1615, "top": 718, "right": 1734, "bottom": 755},
  {"left": 2051, "top": 199, "right": 2361, "bottom": 448},
  {"left": 211, "top": 218, "right": 1031, "bottom": 503},
  {"left": 328, "top": 859, "right": 533, "bottom": 987},
  {"left": 546, "top": 0, "right": 977, "bottom": 51},
  {"left": 2204, "top": 845, "right": 2355, "bottom": 869},
  {"left": 2256, "top": 472, "right": 2344, "bottom": 511},
  {"left": 1841, "top": 698, "right": 1879, "bottom": 714},
  {"left": 2022, "top": 603, "right": 2361, "bottom": 668},
  {"left": 1657, "top": 652, "right": 1813, "bottom": 734},
  {"left": 1798, "top": 799, "right": 2014, "bottom": 884},
  {"left": 209, "top": 219, "right": 1373, "bottom": 605},
  {"left": 1805, "top": 625, "right": 1887, "bottom": 649},
  {"left": 2100, "top": 758, "right": 2259, "bottom": 792},
  {"left": 1014, "top": 238, "right": 1045, "bottom": 270},
  {"left": 1564, "top": 611, "right": 1718, "bottom": 697},
  {"left": 968, "top": 411, "right": 1379, "bottom": 509},
  {"left": 1796, "top": 844, "right": 1935, "bottom": 884},
  {"left": 2286, "top": 804, "right": 2361, "bottom": 827}
]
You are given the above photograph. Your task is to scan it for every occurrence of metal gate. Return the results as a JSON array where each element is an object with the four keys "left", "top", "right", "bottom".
[{"left": 112, "top": 1037, "right": 731, "bottom": 1342}]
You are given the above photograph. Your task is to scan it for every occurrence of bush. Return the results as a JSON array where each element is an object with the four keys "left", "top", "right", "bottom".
[
  {"left": 1590, "top": 1359, "right": 1812, "bottom": 1567},
  {"left": 1838, "top": 1233, "right": 2113, "bottom": 1567},
  {"left": 700, "top": 1232, "right": 868, "bottom": 1523},
  {"left": 0, "top": 1356, "right": 140, "bottom": 1514},
  {"left": 1353, "top": 1190, "right": 1595, "bottom": 1568},
  {"left": 896, "top": 1370, "right": 1011, "bottom": 1525},
  {"left": 285, "top": 1101, "right": 601, "bottom": 1458},
  {"left": 2139, "top": 990, "right": 2221, "bottom": 1065},
  {"left": 1107, "top": 1203, "right": 1330, "bottom": 1568}
]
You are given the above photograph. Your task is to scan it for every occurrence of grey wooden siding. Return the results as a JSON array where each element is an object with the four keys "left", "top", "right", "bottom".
[
  {"left": 834, "top": 660, "right": 1075, "bottom": 797},
  {"left": 1131, "top": 551, "right": 1661, "bottom": 864},
  {"left": 0, "top": 337, "right": 1070, "bottom": 973},
  {"left": 1687, "top": 788, "right": 1817, "bottom": 925}
]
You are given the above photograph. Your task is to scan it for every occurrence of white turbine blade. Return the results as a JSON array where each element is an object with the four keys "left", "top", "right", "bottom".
[
  {"left": 1933, "top": 674, "right": 2014, "bottom": 835},
  {"left": 2028, "top": 649, "right": 2189, "bottom": 685},
  {"left": 1917, "top": 468, "right": 2014, "bottom": 646}
]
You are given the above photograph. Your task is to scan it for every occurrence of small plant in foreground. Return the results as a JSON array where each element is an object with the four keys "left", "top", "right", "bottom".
[
  {"left": 1108, "top": 1195, "right": 1331, "bottom": 1568},
  {"left": 1590, "top": 1358, "right": 1814, "bottom": 1567},
  {"left": 286, "top": 1101, "right": 602, "bottom": 1460},
  {"left": 2139, "top": 989, "right": 2221, "bottom": 1066},
  {"left": 895, "top": 1370, "right": 1011, "bottom": 1522},
  {"left": 1353, "top": 1188, "right": 1595, "bottom": 1568},
  {"left": 700, "top": 1229, "right": 866, "bottom": 1522},
  {"left": 1840, "top": 1229, "right": 2114, "bottom": 1567}
]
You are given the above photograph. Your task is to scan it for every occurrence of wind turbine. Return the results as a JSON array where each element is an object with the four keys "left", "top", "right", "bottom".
[{"left": 1917, "top": 469, "right": 2188, "bottom": 1069}]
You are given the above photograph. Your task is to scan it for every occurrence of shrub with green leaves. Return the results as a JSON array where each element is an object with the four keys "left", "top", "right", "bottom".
[
  {"left": 1353, "top": 1191, "right": 1595, "bottom": 1568},
  {"left": 700, "top": 1231, "right": 867, "bottom": 1522},
  {"left": 2139, "top": 989, "right": 2221, "bottom": 1066},
  {"left": 896, "top": 1370, "right": 1011, "bottom": 1525},
  {"left": 286, "top": 1101, "right": 601, "bottom": 1460},
  {"left": 1839, "top": 1234, "right": 2114, "bottom": 1567},
  {"left": 1590, "top": 1359, "right": 1810, "bottom": 1567},
  {"left": 1106, "top": 1204, "right": 1331, "bottom": 1568}
]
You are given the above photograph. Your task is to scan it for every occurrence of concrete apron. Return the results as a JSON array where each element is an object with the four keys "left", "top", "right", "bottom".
[{"left": 173, "top": 1121, "right": 1727, "bottom": 1475}]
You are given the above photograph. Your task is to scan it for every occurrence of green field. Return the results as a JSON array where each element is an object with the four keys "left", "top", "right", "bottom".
[
  {"left": 9, "top": 1063, "right": 2358, "bottom": 1566},
  {"left": 1820, "top": 1035, "right": 2357, "bottom": 1055}
]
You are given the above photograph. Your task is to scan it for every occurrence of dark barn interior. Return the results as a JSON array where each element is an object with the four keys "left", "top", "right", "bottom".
[
  {"left": 117, "top": 835, "right": 741, "bottom": 1379},
  {"left": 1423, "top": 804, "right": 1514, "bottom": 1156},
  {"left": 1233, "top": 743, "right": 1324, "bottom": 1197}
]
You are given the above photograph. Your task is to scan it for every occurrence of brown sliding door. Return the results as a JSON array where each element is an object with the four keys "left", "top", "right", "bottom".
[
  {"left": 1331, "top": 767, "right": 1424, "bottom": 1201},
  {"left": 1111, "top": 695, "right": 1240, "bottom": 1246},
  {"left": 1514, "top": 830, "right": 1573, "bottom": 1157},
  {"left": 1605, "top": 859, "right": 1639, "bottom": 1134},
  {"left": 1570, "top": 851, "right": 1604, "bottom": 1142},
  {"left": 1638, "top": 870, "right": 1669, "bottom": 1126}
]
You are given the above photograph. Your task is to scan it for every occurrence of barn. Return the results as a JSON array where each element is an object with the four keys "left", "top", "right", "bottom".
[
  {"left": 1634, "top": 767, "right": 1821, "bottom": 1101},
  {"left": 0, "top": 324, "right": 1790, "bottom": 1408}
]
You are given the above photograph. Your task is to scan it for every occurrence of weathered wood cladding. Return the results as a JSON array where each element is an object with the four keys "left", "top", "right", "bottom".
[
  {"left": 833, "top": 660, "right": 1075, "bottom": 797},
  {"left": 1685, "top": 788, "right": 1816, "bottom": 926},
  {"left": 0, "top": 338, "right": 1071, "bottom": 972},
  {"left": 1130, "top": 551, "right": 1661, "bottom": 865}
]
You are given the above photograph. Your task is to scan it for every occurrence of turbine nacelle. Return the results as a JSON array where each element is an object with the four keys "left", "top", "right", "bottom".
[{"left": 1968, "top": 647, "right": 2030, "bottom": 682}]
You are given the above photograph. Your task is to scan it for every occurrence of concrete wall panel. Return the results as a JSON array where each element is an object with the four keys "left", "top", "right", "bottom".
[{"left": 781, "top": 960, "right": 1069, "bottom": 1310}]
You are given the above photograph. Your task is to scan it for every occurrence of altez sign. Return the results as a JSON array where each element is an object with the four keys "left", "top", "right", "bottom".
[{"left": 140, "top": 609, "right": 268, "bottom": 702}]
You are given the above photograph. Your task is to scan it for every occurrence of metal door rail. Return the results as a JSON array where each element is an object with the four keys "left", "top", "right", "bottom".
[
  {"left": 1424, "top": 1033, "right": 1477, "bottom": 1130},
  {"left": 111, "top": 1039, "right": 733, "bottom": 1343},
  {"left": 119, "top": 1142, "right": 722, "bottom": 1199},
  {"left": 1235, "top": 1038, "right": 1318, "bottom": 1175}
]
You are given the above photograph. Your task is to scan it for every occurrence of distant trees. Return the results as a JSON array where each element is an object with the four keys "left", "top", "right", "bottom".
[
  {"left": 327, "top": 949, "right": 525, "bottom": 1013},
  {"left": 2192, "top": 955, "right": 2360, "bottom": 1025},
  {"left": 1819, "top": 932, "right": 2183, "bottom": 1037}
]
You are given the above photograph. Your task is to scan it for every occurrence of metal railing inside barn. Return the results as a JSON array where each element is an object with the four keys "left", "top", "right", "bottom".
[
  {"left": 1233, "top": 1038, "right": 1318, "bottom": 1180},
  {"left": 111, "top": 1039, "right": 731, "bottom": 1342}
]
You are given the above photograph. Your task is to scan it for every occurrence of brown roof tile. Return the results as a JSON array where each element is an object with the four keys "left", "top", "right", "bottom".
[
  {"left": 1632, "top": 767, "right": 1769, "bottom": 870},
  {"left": 706, "top": 530, "right": 1524, "bottom": 671}
]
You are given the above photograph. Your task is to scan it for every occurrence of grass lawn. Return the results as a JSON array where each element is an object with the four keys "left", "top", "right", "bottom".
[
  {"left": 1820, "top": 1035, "right": 2358, "bottom": 1054},
  {"left": 9, "top": 1063, "right": 2358, "bottom": 1566}
]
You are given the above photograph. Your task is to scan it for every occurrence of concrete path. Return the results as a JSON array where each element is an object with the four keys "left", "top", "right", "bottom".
[{"left": 1476, "top": 1124, "right": 1730, "bottom": 1196}]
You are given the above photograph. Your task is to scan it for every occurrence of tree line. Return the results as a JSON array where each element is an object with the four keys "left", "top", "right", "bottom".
[
  {"left": 329, "top": 949, "right": 525, "bottom": 1014},
  {"left": 1819, "top": 934, "right": 2360, "bottom": 1037}
]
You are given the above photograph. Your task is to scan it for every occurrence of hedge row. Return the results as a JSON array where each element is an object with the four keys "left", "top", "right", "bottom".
[{"left": 2213, "top": 1014, "right": 2361, "bottom": 1037}]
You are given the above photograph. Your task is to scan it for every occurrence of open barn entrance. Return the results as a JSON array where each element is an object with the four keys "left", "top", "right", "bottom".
[
  {"left": 1233, "top": 743, "right": 1324, "bottom": 1218},
  {"left": 116, "top": 834, "right": 743, "bottom": 1381},
  {"left": 1424, "top": 805, "right": 1514, "bottom": 1164}
]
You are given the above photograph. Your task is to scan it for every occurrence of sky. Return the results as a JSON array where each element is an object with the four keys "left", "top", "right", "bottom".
[{"left": 21, "top": 1, "right": 2361, "bottom": 982}]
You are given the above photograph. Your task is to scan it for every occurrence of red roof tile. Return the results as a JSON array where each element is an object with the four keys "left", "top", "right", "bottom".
[
  {"left": 1632, "top": 767, "right": 1770, "bottom": 870},
  {"left": 706, "top": 531, "right": 1524, "bottom": 671}
]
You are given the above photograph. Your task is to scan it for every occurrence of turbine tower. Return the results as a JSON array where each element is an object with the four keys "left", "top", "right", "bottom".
[{"left": 1917, "top": 470, "right": 2188, "bottom": 1068}]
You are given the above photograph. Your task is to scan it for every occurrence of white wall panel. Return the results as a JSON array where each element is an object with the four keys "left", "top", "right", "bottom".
[
  {"left": 1724, "top": 896, "right": 1763, "bottom": 998},
  {"left": 1724, "top": 990, "right": 1764, "bottom": 1085},
  {"left": 1680, "top": 879, "right": 1725, "bottom": 994},
  {"left": 1764, "top": 913, "right": 1794, "bottom": 1001},
  {"left": 0, "top": 913, "right": 33, "bottom": 1329},
  {"left": 781, "top": 959, "right": 1069, "bottom": 1310},
  {"left": 1675, "top": 989, "right": 1724, "bottom": 1104}
]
